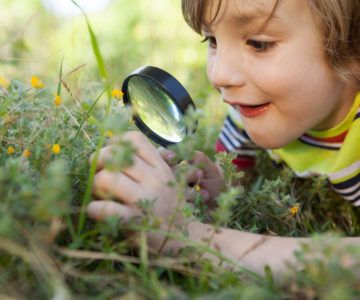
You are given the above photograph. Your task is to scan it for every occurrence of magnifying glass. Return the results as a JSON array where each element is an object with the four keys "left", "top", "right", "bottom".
[{"left": 122, "top": 66, "right": 196, "bottom": 147}]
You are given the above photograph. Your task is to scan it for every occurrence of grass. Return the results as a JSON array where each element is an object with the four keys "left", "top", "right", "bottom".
[{"left": 1, "top": 1, "right": 360, "bottom": 299}]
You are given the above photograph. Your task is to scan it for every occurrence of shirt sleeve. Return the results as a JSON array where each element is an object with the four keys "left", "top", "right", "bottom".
[{"left": 216, "top": 108, "right": 261, "bottom": 168}]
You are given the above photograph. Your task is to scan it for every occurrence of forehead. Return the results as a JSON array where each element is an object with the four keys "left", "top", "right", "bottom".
[
  {"left": 203, "top": 0, "right": 280, "bottom": 31},
  {"left": 202, "top": 0, "right": 317, "bottom": 36}
]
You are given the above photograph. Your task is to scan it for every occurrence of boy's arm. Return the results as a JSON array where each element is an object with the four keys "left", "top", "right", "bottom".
[
  {"left": 176, "top": 221, "right": 306, "bottom": 276},
  {"left": 88, "top": 201, "right": 360, "bottom": 278},
  {"left": 187, "top": 222, "right": 360, "bottom": 277},
  {"left": 87, "top": 198, "right": 304, "bottom": 276}
]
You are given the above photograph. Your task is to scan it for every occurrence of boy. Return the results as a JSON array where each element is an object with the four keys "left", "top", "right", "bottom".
[{"left": 87, "top": 0, "right": 360, "bottom": 276}]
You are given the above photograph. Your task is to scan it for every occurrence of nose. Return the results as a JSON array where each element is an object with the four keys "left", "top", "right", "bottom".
[{"left": 207, "top": 46, "right": 246, "bottom": 90}]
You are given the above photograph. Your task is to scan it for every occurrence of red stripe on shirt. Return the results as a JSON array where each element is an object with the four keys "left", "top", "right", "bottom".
[
  {"left": 303, "top": 130, "right": 348, "bottom": 143},
  {"left": 216, "top": 140, "right": 255, "bottom": 168}
]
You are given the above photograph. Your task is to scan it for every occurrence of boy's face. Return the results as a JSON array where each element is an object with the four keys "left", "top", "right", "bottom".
[{"left": 205, "top": 0, "right": 356, "bottom": 149}]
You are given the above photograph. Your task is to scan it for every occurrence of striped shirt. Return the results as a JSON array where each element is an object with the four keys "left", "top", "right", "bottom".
[{"left": 216, "top": 92, "right": 360, "bottom": 206}]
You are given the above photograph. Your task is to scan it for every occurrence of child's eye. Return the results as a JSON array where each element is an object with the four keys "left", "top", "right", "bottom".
[
  {"left": 246, "top": 40, "right": 276, "bottom": 53},
  {"left": 201, "top": 36, "right": 217, "bottom": 49}
]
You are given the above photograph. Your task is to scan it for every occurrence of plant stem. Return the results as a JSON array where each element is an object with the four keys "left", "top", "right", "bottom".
[{"left": 77, "top": 130, "right": 105, "bottom": 235}]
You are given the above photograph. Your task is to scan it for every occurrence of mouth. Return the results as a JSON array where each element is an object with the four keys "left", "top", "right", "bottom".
[{"left": 237, "top": 103, "right": 270, "bottom": 118}]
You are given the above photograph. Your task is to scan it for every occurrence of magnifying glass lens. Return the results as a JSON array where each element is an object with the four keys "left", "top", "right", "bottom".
[
  {"left": 123, "top": 66, "right": 196, "bottom": 147},
  {"left": 127, "top": 76, "right": 186, "bottom": 143}
]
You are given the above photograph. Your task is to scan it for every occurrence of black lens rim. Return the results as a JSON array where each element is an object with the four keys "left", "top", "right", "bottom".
[{"left": 122, "top": 66, "right": 196, "bottom": 147}]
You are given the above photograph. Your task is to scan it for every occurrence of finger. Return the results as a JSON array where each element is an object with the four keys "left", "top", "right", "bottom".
[
  {"left": 189, "top": 151, "right": 211, "bottom": 166},
  {"left": 90, "top": 143, "right": 156, "bottom": 180},
  {"left": 157, "top": 147, "right": 179, "bottom": 166},
  {"left": 109, "top": 131, "right": 166, "bottom": 169},
  {"left": 87, "top": 200, "right": 143, "bottom": 225},
  {"left": 189, "top": 151, "right": 221, "bottom": 178},
  {"left": 185, "top": 169, "right": 204, "bottom": 184},
  {"left": 122, "top": 154, "right": 156, "bottom": 184},
  {"left": 185, "top": 186, "right": 210, "bottom": 203},
  {"left": 185, "top": 186, "right": 196, "bottom": 202},
  {"left": 89, "top": 145, "right": 113, "bottom": 170},
  {"left": 93, "top": 169, "right": 142, "bottom": 205},
  {"left": 91, "top": 143, "right": 157, "bottom": 182}
]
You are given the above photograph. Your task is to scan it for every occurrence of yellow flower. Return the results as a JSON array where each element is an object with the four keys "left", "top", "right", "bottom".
[
  {"left": 53, "top": 93, "right": 61, "bottom": 106},
  {"left": 30, "top": 76, "right": 44, "bottom": 89},
  {"left": 52, "top": 144, "right": 61, "bottom": 154},
  {"left": 129, "top": 119, "right": 135, "bottom": 124},
  {"left": 291, "top": 206, "right": 298, "bottom": 215},
  {"left": 30, "top": 76, "right": 38, "bottom": 87},
  {"left": 179, "top": 160, "right": 188, "bottom": 167},
  {"left": 0, "top": 77, "right": 10, "bottom": 88},
  {"left": 7, "top": 146, "right": 14, "bottom": 154},
  {"left": 195, "top": 184, "right": 200, "bottom": 192},
  {"left": 106, "top": 130, "right": 113, "bottom": 137},
  {"left": 23, "top": 149, "right": 31, "bottom": 157},
  {"left": 111, "top": 89, "right": 124, "bottom": 99}
]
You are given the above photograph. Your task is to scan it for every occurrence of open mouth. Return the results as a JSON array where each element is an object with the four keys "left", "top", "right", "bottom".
[{"left": 238, "top": 103, "right": 270, "bottom": 117}]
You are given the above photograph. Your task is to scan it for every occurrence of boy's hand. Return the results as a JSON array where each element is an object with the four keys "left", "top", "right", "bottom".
[
  {"left": 158, "top": 148, "right": 223, "bottom": 209},
  {"left": 86, "top": 131, "right": 192, "bottom": 253}
]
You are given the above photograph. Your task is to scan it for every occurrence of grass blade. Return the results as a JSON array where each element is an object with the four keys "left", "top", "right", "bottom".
[
  {"left": 70, "top": 0, "right": 114, "bottom": 234},
  {"left": 69, "top": 0, "right": 108, "bottom": 81},
  {"left": 57, "top": 56, "right": 64, "bottom": 95}
]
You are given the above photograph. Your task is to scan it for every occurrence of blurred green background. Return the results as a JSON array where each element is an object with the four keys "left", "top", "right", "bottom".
[{"left": 0, "top": 0, "right": 227, "bottom": 119}]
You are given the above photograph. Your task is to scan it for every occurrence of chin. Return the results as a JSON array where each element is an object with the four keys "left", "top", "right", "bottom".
[{"left": 248, "top": 132, "right": 294, "bottom": 150}]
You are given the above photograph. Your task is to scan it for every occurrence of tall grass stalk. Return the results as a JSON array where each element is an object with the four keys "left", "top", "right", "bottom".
[{"left": 70, "top": 0, "right": 113, "bottom": 235}]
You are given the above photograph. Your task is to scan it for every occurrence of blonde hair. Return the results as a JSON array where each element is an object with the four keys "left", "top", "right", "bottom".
[{"left": 181, "top": 0, "right": 360, "bottom": 86}]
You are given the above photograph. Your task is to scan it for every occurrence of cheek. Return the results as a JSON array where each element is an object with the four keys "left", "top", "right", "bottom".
[
  {"left": 251, "top": 56, "right": 308, "bottom": 99},
  {"left": 252, "top": 55, "right": 335, "bottom": 114},
  {"left": 206, "top": 55, "right": 214, "bottom": 84},
  {"left": 254, "top": 41, "right": 336, "bottom": 102}
]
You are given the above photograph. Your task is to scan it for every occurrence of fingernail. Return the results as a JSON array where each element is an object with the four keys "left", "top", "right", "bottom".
[
  {"left": 203, "top": 191, "right": 210, "bottom": 202},
  {"left": 168, "top": 153, "right": 176, "bottom": 160},
  {"left": 197, "top": 170, "right": 203, "bottom": 180}
]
